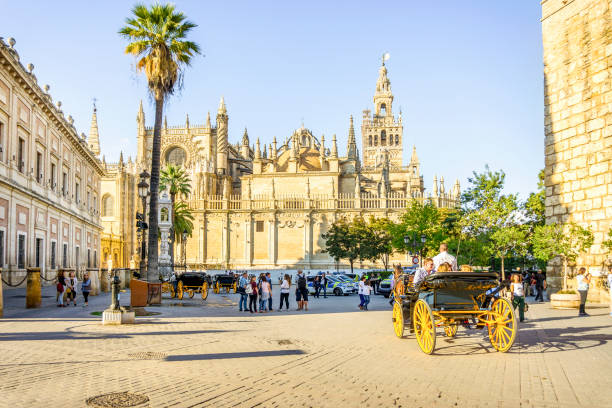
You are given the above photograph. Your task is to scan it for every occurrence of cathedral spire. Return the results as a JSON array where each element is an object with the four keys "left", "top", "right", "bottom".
[
  {"left": 347, "top": 115, "right": 357, "bottom": 159},
  {"left": 271, "top": 136, "right": 278, "bottom": 159},
  {"left": 255, "top": 138, "right": 261, "bottom": 159},
  {"left": 206, "top": 111, "right": 211, "bottom": 128},
  {"left": 433, "top": 175, "right": 438, "bottom": 197},
  {"left": 185, "top": 113, "right": 190, "bottom": 129},
  {"left": 218, "top": 96, "right": 227, "bottom": 115},
  {"left": 331, "top": 134, "right": 338, "bottom": 158},
  {"left": 164, "top": 115, "right": 168, "bottom": 130},
  {"left": 262, "top": 144, "right": 267, "bottom": 159},
  {"left": 88, "top": 101, "right": 101, "bottom": 156},
  {"left": 137, "top": 99, "right": 144, "bottom": 124},
  {"left": 242, "top": 128, "right": 249, "bottom": 145},
  {"left": 410, "top": 145, "right": 419, "bottom": 163}
]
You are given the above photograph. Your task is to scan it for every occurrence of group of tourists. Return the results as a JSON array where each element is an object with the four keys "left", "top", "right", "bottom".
[
  {"left": 236, "top": 270, "right": 310, "bottom": 313},
  {"left": 357, "top": 276, "right": 374, "bottom": 310},
  {"left": 55, "top": 270, "right": 91, "bottom": 307}
]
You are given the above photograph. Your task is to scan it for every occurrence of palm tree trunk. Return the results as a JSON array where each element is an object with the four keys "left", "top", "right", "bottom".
[
  {"left": 146, "top": 95, "right": 164, "bottom": 281},
  {"left": 169, "top": 193, "right": 175, "bottom": 267}
]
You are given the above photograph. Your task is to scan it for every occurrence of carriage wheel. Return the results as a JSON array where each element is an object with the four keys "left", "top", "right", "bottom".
[
  {"left": 177, "top": 281, "right": 184, "bottom": 300},
  {"left": 188, "top": 289, "right": 195, "bottom": 299},
  {"left": 444, "top": 324, "right": 458, "bottom": 338},
  {"left": 233, "top": 282, "right": 237, "bottom": 293},
  {"left": 487, "top": 298, "right": 517, "bottom": 352},
  {"left": 170, "top": 284, "right": 176, "bottom": 299},
  {"left": 225, "top": 286, "right": 230, "bottom": 293},
  {"left": 392, "top": 301, "right": 404, "bottom": 338},
  {"left": 413, "top": 299, "right": 436, "bottom": 355},
  {"left": 201, "top": 282, "right": 209, "bottom": 300},
  {"left": 214, "top": 282, "right": 220, "bottom": 294}
]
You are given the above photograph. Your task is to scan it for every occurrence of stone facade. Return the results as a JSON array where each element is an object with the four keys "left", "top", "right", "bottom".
[
  {"left": 0, "top": 37, "right": 104, "bottom": 284},
  {"left": 104, "top": 60, "right": 459, "bottom": 272},
  {"left": 542, "top": 0, "right": 612, "bottom": 294}
]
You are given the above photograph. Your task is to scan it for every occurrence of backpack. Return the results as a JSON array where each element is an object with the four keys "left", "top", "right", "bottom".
[{"left": 298, "top": 275, "right": 307, "bottom": 290}]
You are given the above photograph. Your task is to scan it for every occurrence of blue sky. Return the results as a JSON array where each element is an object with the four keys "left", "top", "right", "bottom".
[{"left": 1, "top": 1, "right": 543, "bottom": 198}]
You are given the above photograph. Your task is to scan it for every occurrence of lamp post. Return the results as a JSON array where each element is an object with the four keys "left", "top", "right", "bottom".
[
  {"left": 182, "top": 231, "right": 188, "bottom": 271},
  {"left": 137, "top": 170, "right": 150, "bottom": 278},
  {"left": 404, "top": 233, "right": 427, "bottom": 267}
]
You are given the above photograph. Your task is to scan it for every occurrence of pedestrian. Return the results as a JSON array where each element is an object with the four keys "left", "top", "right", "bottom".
[
  {"left": 259, "top": 277, "right": 270, "bottom": 313},
  {"left": 529, "top": 272, "right": 536, "bottom": 297},
  {"left": 433, "top": 242, "right": 458, "bottom": 271},
  {"left": 358, "top": 276, "right": 366, "bottom": 310},
  {"left": 279, "top": 274, "right": 291, "bottom": 311},
  {"left": 534, "top": 270, "right": 546, "bottom": 302},
  {"left": 238, "top": 272, "right": 249, "bottom": 312},
  {"left": 314, "top": 275, "right": 321, "bottom": 299},
  {"left": 56, "top": 270, "right": 66, "bottom": 307},
  {"left": 362, "top": 279, "right": 373, "bottom": 310},
  {"left": 170, "top": 271, "right": 178, "bottom": 297},
  {"left": 66, "top": 271, "right": 78, "bottom": 306},
  {"left": 510, "top": 274, "right": 525, "bottom": 322},
  {"left": 266, "top": 272, "right": 273, "bottom": 311},
  {"left": 576, "top": 267, "right": 591, "bottom": 316},
  {"left": 296, "top": 270, "right": 309, "bottom": 311},
  {"left": 321, "top": 272, "right": 328, "bottom": 298},
  {"left": 81, "top": 272, "right": 91, "bottom": 307},
  {"left": 247, "top": 276, "right": 258, "bottom": 313}
]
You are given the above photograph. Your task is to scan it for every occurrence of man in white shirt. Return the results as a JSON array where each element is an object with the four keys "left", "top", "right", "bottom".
[
  {"left": 413, "top": 258, "right": 435, "bottom": 289},
  {"left": 433, "top": 243, "right": 458, "bottom": 271}
]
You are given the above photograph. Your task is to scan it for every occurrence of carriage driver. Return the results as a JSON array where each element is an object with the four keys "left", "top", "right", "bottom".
[
  {"left": 433, "top": 243, "right": 458, "bottom": 271},
  {"left": 413, "top": 258, "right": 435, "bottom": 289}
]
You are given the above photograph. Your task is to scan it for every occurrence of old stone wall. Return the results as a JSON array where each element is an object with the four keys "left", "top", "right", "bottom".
[{"left": 542, "top": 0, "right": 612, "bottom": 296}]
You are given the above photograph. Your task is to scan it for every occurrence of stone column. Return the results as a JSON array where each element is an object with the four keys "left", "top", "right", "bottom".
[{"left": 26, "top": 267, "right": 41, "bottom": 309}]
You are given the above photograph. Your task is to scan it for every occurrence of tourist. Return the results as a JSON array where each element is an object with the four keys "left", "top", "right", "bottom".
[
  {"left": 238, "top": 272, "right": 248, "bottom": 312},
  {"left": 576, "top": 267, "right": 591, "bottom": 316},
  {"left": 56, "top": 270, "right": 66, "bottom": 307},
  {"left": 459, "top": 265, "right": 473, "bottom": 272},
  {"left": 437, "top": 262, "right": 452, "bottom": 273},
  {"left": 413, "top": 258, "right": 435, "bottom": 288},
  {"left": 81, "top": 272, "right": 91, "bottom": 307},
  {"left": 66, "top": 271, "right": 78, "bottom": 306},
  {"left": 433, "top": 243, "right": 458, "bottom": 271},
  {"left": 279, "top": 274, "right": 291, "bottom": 311},
  {"left": 534, "top": 270, "right": 546, "bottom": 302},
  {"left": 321, "top": 273, "right": 328, "bottom": 298},
  {"left": 358, "top": 276, "right": 366, "bottom": 310},
  {"left": 510, "top": 274, "right": 525, "bottom": 322},
  {"left": 362, "top": 279, "right": 373, "bottom": 311},
  {"left": 259, "top": 277, "right": 270, "bottom": 313},
  {"left": 266, "top": 272, "right": 273, "bottom": 311},
  {"left": 247, "top": 276, "right": 258, "bottom": 313},
  {"left": 314, "top": 275, "right": 321, "bottom": 299},
  {"left": 296, "top": 270, "right": 309, "bottom": 311},
  {"left": 529, "top": 272, "right": 537, "bottom": 297},
  {"left": 170, "top": 271, "right": 178, "bottom": 297}
]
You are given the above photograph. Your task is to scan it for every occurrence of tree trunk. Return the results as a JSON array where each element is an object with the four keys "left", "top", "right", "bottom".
[
  {"left": 169, "top": 192, "right": 175, "bottom": 267},
  {"left": 146, "top": 96, "right": 164, "bottom": 282},
  {"left": 501, "top": 256, "right": 505, "bottom": 281},
  {"left": 350, "top": 259, "right": 354, "bottom": 275},
  {"left": 563, "top": 257, "right": 568, "bottom": 291}
]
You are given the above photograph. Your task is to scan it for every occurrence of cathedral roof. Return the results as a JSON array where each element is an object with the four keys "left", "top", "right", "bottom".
[{"left": 275, "top": 147, "right": 323, "bottom": 172}]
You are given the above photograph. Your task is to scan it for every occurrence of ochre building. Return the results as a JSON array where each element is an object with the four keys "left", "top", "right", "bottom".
[
  {"left": 542, "top": 0, "right": 612, "bottom": 297},
  {"left": 0, "top": 37, "right": 104, "bottom": 284},
  {"left": 104, "top": 60, "right": 459, "bottom": 271}
]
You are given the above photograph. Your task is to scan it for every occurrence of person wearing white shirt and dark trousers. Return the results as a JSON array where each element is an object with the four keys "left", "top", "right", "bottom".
[
  {"left": 362, "top": 280, "right": 373, "bottom": 310},
  {"left": 358, "top": 277, "right": 366, "bottom": 310},
  {"left": 576, "top": 267, "right": 591, "bottom": 316},
  {"left": 433, "top": 243, "right": 458, "bottom": 271},
  {"left": 510, "top": 274, "right": 525, "bottom": 322}
]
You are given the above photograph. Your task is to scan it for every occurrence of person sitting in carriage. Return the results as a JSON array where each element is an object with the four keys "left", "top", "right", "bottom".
[
  {"left": 413, "top": 258, "right": 435, "bottom": 289},
  {"left": 433, "top": 243, "right": 458, "bottom": 271}
]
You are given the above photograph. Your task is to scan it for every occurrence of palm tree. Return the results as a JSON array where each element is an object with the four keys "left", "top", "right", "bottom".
[
  {"left": 160, "top": 163, "right": 191, "bottom": 266},
  {"left": 119, "top": 4, "right": 200, "bottom": 281},
  {"left": 173, "top": 201, "right": 194, "bottom": 268}
]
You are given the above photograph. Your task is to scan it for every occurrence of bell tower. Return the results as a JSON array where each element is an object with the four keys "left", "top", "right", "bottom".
[{"left": 361, "top": 57, "right": 403, "bottom": 168}]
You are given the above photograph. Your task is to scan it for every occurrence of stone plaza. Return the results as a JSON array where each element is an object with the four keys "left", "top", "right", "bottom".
[{"left": 1, "top": 286, "right": 611, "bottom": 408}]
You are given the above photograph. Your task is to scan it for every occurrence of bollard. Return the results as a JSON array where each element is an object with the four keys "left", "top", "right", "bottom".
[
  {"left": 26, "top": 267, "right": 42, "bottom": 308},
  {"left": 0, "top": 268, "right": 3, "bottom": 317}
]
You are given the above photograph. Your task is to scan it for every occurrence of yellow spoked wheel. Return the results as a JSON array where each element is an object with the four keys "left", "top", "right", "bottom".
[
  {"left": 414, "top": 299, "right": 436, "bottom": 355},
  {"left": 225, "top": 286, "right": 230, "bottom": 293},
  {"left": 188, "top": 289, "right": 195, "bottom": 299},
  {"left": 487, "top": 298, "right": 517, "bottom": 352},
  {"left": 201, "top": 282, "right": 209, "bottom": 300},
  {"left": 170, "top": 285, "right": 176, "bottom": 299},
  {"left": 214, "top": 282, "right": 220, "bottom": 294},
  {"left": 177, "top": 281, "right": 184, "bottom": 300},
  {"left": 444, "top": 323, "right": 458, "bottom": 338},
  {"left": 392, "top": 301, "right": 404, "bottom": 338},
  {"left": 232, "top": 282, "right": 237, "bottom": 293}
]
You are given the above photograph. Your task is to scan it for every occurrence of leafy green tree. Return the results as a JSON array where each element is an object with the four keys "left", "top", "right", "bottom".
[
  {"left": 119, "top": 3, "right": 200, "bottom": 281},
  {"left": 173, "top": 201, "right": 194, "bottom": 267},
  {"left": 601, "top": 228, "right": 612, "bottom": 273},
  {"left": 160, "top": 163, "right": 192, "bottom": 266},
  {"left": 363, "top": 217, "right": 394, "bottom": 271},
  {"left": 390, "top": 201, "right": 446, "bottom": 258},
  {"left": 532, "top": 222, "right": 594, "bottom": 291},
  {"left": 524, "top": 170, "right": 545, "bottom": 226},
  {"left": 323, "top": 217, "right": 367, "bottom": 274},
  {"left": 489, "top": 225, "right": 529, "bottom": 280}
]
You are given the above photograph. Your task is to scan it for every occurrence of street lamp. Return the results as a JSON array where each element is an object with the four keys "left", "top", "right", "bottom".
[
  {"left": 137, "top": 170, "right": 150, "bottom": 278},
  {"left": 182, "top": 231, "right": 188, "bottom": 271},
  {"left": 404, "top": 234, "right": 427, "bottom": 267}
]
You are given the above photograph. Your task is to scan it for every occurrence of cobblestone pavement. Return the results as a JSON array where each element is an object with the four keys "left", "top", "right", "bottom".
[{"left": 1, "top": 285, "right": 611, "bottom": 408}]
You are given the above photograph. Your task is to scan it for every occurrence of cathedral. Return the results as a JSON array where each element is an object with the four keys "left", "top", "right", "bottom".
[{"left": 99, "top": 59, "right": 459, "bottom": 272}]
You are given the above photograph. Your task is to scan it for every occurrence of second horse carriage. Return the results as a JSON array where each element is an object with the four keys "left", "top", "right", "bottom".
[
  {"left": 162, "top": 271, "right": 211, "bottom": 300},
  {"left": 212, "top": 274, "right": 238, "bottom": 294},
  {"left": 391, "top": 265, "right": 517, "bottom": 354}
]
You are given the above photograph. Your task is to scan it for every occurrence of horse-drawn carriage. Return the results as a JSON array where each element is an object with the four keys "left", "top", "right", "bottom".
[
  {"left": 162, "top": 271, "right": 211, "bottom": 300},
  {"left": 391, "top": 266, "right": 517, "bottom": 354},
  {"left": 212, "top": 274, "right": 237, "bottom": 294}
]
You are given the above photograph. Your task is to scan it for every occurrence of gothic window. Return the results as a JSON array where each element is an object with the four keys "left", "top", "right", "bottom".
[
  {"left": 165, "top": 147, "right": 186, "bottom": 167},
  {"left": 395, "top": 135, "right": 399, "bottom": 145},
  {"left": 374, "top": 135, "right": 378, "bottom": 146},
  {"left": 380, "top": 103, "right": 387, "bottom": 116},
  {"left": 368, "top": 135, "right": 372, "bottom": 146},
  {"left": 102, "top": 194, "right": 114, "bottom": 217},
  {"left": 381, "top": 130, "right": 387, "bottom": 146}
]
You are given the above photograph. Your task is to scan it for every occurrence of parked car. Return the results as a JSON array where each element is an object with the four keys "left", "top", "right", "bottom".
[
  {"left": 378, "top": 277, "right": 393, "bottom": 298},
  {"left": 307, "top": 275, "right": 356, "bottom": 296}
]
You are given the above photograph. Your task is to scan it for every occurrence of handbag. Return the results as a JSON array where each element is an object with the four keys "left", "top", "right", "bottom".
[
  {"left": 245, "top": 284, "right": 253, "bottom": 295},
  {"left": 66, "top": 287, "right": 71, "bottom": 294},
  {"left": 56, "top": 282, "right": 64, "bottom": 291}
]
